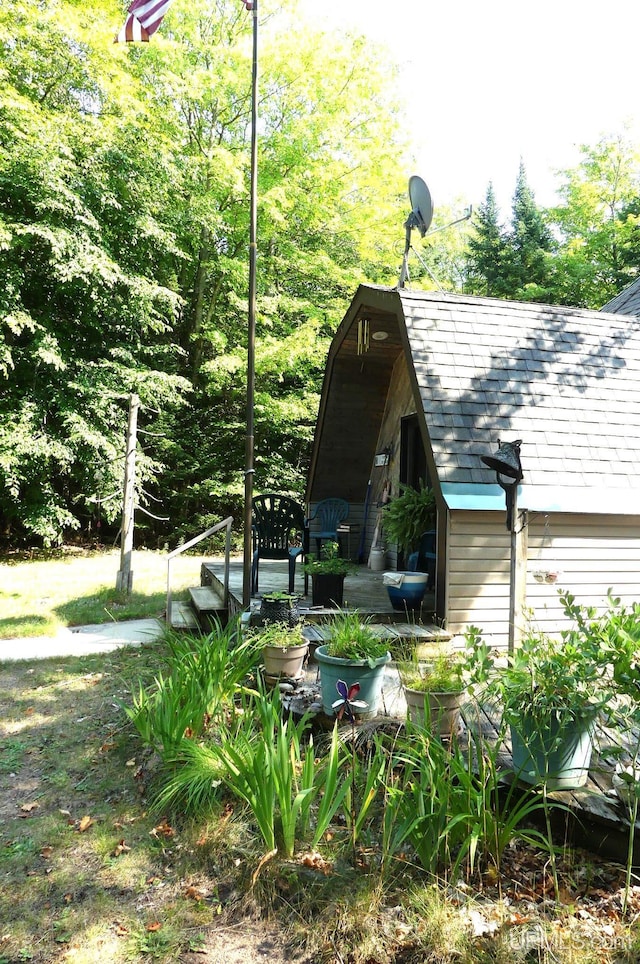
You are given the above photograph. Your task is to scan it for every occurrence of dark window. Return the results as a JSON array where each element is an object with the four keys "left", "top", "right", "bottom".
[{"left": 400, "top": 414, "right": 428, "bottom": 489}]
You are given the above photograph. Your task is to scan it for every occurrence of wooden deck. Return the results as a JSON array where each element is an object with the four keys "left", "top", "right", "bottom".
[{"left": 201, "top": 557, "right": 438, "bottom": 623}]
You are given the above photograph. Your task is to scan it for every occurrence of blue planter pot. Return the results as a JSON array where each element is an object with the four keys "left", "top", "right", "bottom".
[
  {"left": 315, "top": 645, "right": 391, "bottom": 719},
  {"left": 384, "top": 572, "right": 429, "bottom": 612},
  {"left": 510, "top": 712, "right": 594, "bottom": 790}
]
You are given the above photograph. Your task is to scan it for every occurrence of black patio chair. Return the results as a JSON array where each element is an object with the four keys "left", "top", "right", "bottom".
[{"left": 251, "top": 494, "right": 309, "bottom": 595}]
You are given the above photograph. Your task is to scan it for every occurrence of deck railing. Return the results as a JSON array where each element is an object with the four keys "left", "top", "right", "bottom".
[{"left": 166, "top": 516, "right": 233, "bottom": 623}]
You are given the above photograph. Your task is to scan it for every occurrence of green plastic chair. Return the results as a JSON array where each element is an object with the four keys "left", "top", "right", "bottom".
[
  {"left": 251, "top": 494, "right": 309, "bottom": 595},
  {"left": 306, "top": 498, "right": 349, "bottom": 556}
]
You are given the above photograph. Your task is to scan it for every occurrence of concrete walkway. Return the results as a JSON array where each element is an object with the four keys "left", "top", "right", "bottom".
[{"left": 0, "top": 618, "right": 166, "bottom": 663}]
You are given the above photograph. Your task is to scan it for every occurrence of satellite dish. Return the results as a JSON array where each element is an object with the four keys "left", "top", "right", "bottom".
[
  {"left": 407, "top": 175, "right": 433, "bottom": 237},
  {"left": 398, "top": 174, "right": 433, "bottom": 287}
]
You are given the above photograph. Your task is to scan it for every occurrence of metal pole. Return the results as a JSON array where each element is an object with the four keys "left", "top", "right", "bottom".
[
  {"left": 242, "top": 0, "right": 258, "bottom": 608},
  {"left": 507, "top": 491, "right": 528, "bottom": 656}
]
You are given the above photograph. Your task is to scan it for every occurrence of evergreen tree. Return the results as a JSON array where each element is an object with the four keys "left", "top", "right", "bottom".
[
  {"left": 507, "top": 160, "right": 554, "bottom": 299},
  {"left": 465, "top": 183, "right": 510, "bottom": 297}
]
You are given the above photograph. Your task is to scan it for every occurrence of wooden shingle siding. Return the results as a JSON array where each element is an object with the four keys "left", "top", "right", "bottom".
[{"left": 446, "top": 511, "right": 640, "bottom": 645}]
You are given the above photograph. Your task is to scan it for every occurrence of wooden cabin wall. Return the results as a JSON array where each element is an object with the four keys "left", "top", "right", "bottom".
[
  {"left": 446, "top": 509, "right": 640, "bottom": 646},
  {"left": 363, "top": 353, "right": 415, "bottom": 566}
]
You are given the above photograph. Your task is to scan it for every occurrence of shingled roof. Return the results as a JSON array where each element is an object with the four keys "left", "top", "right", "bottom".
[
  {"left": 394, "top": 286, "right": 640, "bottom": 514},
  {"left": 601, "top": 275, "right": 640, "bottom": 315}
]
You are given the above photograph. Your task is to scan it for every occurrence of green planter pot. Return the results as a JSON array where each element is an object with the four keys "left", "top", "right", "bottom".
[
  {"left": 510, "top": 712, "right": 594, "bottom": 790},
  {"left": 315, "top": 645, "right": 391, "bottom": 719}
]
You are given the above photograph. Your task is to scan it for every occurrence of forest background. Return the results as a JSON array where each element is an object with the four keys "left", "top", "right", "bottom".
[{"left": 2, "top": 0, "right": 640, "bottom": 552}]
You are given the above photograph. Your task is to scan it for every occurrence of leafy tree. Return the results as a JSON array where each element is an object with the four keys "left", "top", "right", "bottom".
[
  {"left": 0, "top": 0, "right": 411, "bottom": 546},
  {"left": 0, "top": 0, "right": 189, "bottom": 544},
  {"left": 549, "top": 133, "right": 640, "bottom": 307}
]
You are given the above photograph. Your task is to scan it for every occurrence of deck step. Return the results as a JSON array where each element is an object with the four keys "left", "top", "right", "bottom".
[
  {"left": 188, "top": 585, "right": 228, "bottom": 629},
  {"left": 169, "top": 600, "right": 199, "bottom": 631},
  {"left": 189, "top": 585, "right": 226, "bottom": 615}
]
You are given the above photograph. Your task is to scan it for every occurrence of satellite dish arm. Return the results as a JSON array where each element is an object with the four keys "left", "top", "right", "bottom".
[{"left": 398, "top": 221, "right": 412, "bottom": 288}]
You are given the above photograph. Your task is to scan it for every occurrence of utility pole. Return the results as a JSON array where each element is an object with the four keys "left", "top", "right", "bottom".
[{"left": 116, "top": 393, "right": 139, "bottom": 594}]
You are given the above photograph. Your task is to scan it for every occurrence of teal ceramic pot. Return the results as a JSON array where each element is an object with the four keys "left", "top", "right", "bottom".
[
  {"left": 510, "top": 711, "right": 594, "bottom": 790},
  {"left": 314, "top": 645, "right": 391, "bottom": 719}
]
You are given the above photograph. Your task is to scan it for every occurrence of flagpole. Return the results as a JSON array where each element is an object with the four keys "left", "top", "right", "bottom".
[{"left": 242, "top": 0, "right": 258, "bottom": 608}]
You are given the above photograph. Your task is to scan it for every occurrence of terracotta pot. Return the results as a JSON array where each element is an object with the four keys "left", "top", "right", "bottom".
[
  {"left": 262, "top": 642, "right": 309, "bottom": 680},
  {"left": 404, "top": 686, "right": 463, "bottom": 736}
]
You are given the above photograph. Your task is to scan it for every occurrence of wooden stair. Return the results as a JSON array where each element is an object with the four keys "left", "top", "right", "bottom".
[{"left": 169, "top": 579, "right": 229, "bottom": 632}]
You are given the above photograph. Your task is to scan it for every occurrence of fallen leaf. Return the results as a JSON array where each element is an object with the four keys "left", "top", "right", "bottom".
[
  {"left": 63, "top": 893, "right": 73, "bottom": 904},
  {"left": 300, "top": 851, "right": 332, "bottom": 875},
  {"left": 185, "top": 886, "right": 204, "bottom": 901},
  {"left": 78, "top": 815, "right": 94, "bottom": 833},
  {"left": 113, "top": 839, "right": 131, "bottom": 857},
  {"left": 40, "top": 846, "right": 53, "bottom": 858},
  {"left": 150, "top": 820, "right": 174, "bottom": 839},
  {"left": 20, "top": 802, "right": 39, "bottom": 813},
  {"left": 114, "top": 922, "right": 128, "bottom": 937},
  {"left": 25, "top": 707, "right": 34, "bottom": 716},
  {"left": 100, "top": 741, "right": 116, "bottom": 753},
  {"left": 58, "top": 809, "right": 71, "bottom": 817},
  {"left": 146, "top": 922, "right": 162, "bottom": 932},
  {"left": 125, "top": 758, "right": 136, "bottom": 767}
]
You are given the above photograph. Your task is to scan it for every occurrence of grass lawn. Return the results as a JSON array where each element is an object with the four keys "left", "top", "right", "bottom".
[
  {"left": 0, "top": 643, "right": 301, "bottom": 964},
  {"left": 0, "top": 548, "right": 211, "bottom": 638}
]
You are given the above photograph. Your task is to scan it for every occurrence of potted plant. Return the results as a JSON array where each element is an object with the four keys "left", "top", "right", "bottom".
[
  {"left": 381, "top": 481, "right": 435, "bottom": 611},
  {"left": 315, "top": 610, "right": 391, "bottom": 719},
  {"left": 303, "top": 540, "right": 353, "bottom": 608},
  {"left": 399, "top": 651, "right": 465, "bottom": 735},
  {"left": 259, "top": 591, "right": 301, "bottom": 627},
  {"left": 251, "top": 621, "right": 309, "bottom": 681},
  {"left": 464, "top": 616, "right": 612, "bottom": 790}
]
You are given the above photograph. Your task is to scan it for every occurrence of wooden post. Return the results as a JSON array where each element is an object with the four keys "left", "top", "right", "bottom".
[{"left": 116, "top": 393, "right": 139, "bottom": 594}]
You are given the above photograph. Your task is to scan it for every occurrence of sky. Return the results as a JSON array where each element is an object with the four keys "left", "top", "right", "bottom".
[{"left": 305, "top": 0, "right": 640, "bottom": 219}]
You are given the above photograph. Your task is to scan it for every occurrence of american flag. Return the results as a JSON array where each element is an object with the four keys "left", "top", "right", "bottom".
[{"left": 114, "top": 0, "right": 176, "bottom": 43}]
